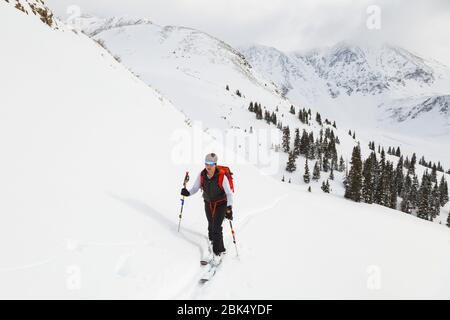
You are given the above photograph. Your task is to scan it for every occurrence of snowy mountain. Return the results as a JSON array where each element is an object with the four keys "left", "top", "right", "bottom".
[
  {"left": 70, "top": 15, "right": 288, "bottom": 133},
  {"left": 243, "top": 42, "right": 450, "bottom": 100},
  {"left": 300, "top": 43, "right": 445, "bottom": 97},
  {"left": 70, "top": 14, "right": 450, "bottom": 218},
  {"left": 2, "top": 0, "right": 450, "bottom": 299},
  {"left": 242, "top": 42, "right": 450, "bottom": 168}
]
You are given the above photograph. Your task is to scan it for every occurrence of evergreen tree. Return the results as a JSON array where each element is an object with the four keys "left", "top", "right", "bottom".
[
  {"left": 395, "top": 156, "right": 404, "bottom": 196},
  {"left": 374, "top": 150, "right": 387, "bottom": 206},
  {"left": 408, "top": 153, "right": 417, "bottom": 175},
  {"left": 322, "top": 156, "right": 330, "bottom": 173},
  {"left": 303, "top": 159, "right": 311, "bottom": 183},
  {"left": 345, "top": 145, "right": 363, "bottom": 202},
  {"left": 362, "top": 153, "right": 375, "bottom": 204},
  {"left": 285, "top": 151, "right": 297, "bottom": 172},
  {"left": 417, "top": 172, "right": 432, "bottom": 220},
  {"left": 400, "top": 174, "right": 412, "bottom": 214},
  {"left": 388, "top": 162, "right": 398, "bottom": 210},
  {"left": 299, "top": 129, "right": 309, "bottom": 155},
  {"left": 248, "top": 101, "right": 254, "bottom": 112},
  {"left": 447, "top": 211, "right": 450, "bottom": 228},
  {"left": 316, "top": 112, "right": 322, "bottom": 126},
  {"left": 439, "top": 176, "right": 449, "bottom": 206},
  {"left": 339, "top": 156, "right": 345, "bottom": 172},
  {"left": 321, "top": 180, "right": 330, "bottom": 193},
  {"left": 431, "top": 164, "right": 438, "bottom": 183},
  {"left": 312, "top": 161, "right": 321, "bottom": 181},
  {"left": 293, "top": 128, "right": 301, "bottom": 157},
  {"left": 430, "top": 182, "right": 441, "bottom": 221},
  {"left": 410, "top": 175, "right": 420, "bottom": 209},
  {"left": 282, "top": 126, "right": 290, "bottom": 153},
  {"left": 290, "top": 105, "right": 295, "bottom": 114}
]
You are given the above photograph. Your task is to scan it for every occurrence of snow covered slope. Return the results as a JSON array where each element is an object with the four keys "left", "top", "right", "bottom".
[
  {"left": 71, "top": 15, "right": 288, "bottom": 133},
  {"left": 5, "top": 0, "right": 59, "bottom": 28},
  {"left": 197, "top": 189, "right": 450, "bottom": 299},
  {"left": 0, "top": 1, "right": 303, "bottom": 299},
  {"left": 2, "top": 1, "right": 450, "bottom": 299},
  {"left": 243, "top": 42, "right": 450, "bottom": 101}
]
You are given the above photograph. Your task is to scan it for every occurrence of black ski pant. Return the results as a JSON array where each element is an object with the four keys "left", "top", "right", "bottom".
[{"left": 204, "top": 200, "right": 226, "bottom": 255}]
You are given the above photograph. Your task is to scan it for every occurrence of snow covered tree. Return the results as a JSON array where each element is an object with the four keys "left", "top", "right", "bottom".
[
  {"left": 338, "top": 156, "right": 345, "bottom": 172},
  {"left": 447, "top": 211, "right": 450, "bottom": 228},
  {"left": 321, "top": 180, "right": 330, "bottom": 193},
  {"left": 303, "top": 159, "right": 311, "bottom": 183},
  {"left": 395, "top": 156, "right": 404, "bottom": 196},
  {"left": 316, "top": 112, "right": 322, "bottom": 126},
  {"left": 290, "top": 105, "right": 295, "bottom": 114},
  {"left": 282, "top": 126, "right": 290, "bottom": 153},
  {"left": 408, "top": 153, "right": 417, "bottom": 175},
  {"left": 345, "top": 145, "right": 363, "bottom": 202},
  {"left": 430, "top": 183, "right": 441, "bottom": 221},
  {"left": 322, "top": 156, "right": 330, "bottom": 173},
  {"left": 293, "top": 128, "right": 301, "bottom": 157},
  {"left": 285, "top": 151, "right": 297, "bottom": 172},
  {"left": 400, "top": 174, "right": 412, "bottom": 214},
  {"left": 362, "top": 153, "right": 376, "bottom": 204},
  {"left": 410, "top": 175, "right": 420, "bottom": 209},
  {"left": 417, "top": 172, "right": 432, "bottom": 221},
  {"left": 312, "top": 161, "right": 321, "bottom": 181},
  {"left": 439, "top": 176, "right": 449, "bottom": 206}
]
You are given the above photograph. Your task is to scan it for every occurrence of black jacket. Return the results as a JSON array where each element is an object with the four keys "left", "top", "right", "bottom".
[{"left": 201, "top": 169, "right": 226, "bottom": 203}]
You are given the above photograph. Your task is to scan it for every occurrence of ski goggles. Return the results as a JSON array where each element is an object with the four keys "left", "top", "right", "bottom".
[{"left": 205, "top": 161, "right": 216, "bottom": 166}]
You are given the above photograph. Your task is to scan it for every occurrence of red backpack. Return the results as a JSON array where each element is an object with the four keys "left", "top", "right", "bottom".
[{"left": 201, "top": 166, "right": 235, "bottom": 192}]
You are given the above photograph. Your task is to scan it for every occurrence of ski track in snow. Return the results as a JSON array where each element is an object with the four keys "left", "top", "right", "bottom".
[{"left": 179, "top": 193, "right": 290, "bottom": 299}]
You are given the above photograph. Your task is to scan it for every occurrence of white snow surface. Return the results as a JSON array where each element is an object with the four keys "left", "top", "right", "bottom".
[{"left": 1, "top": 2, "right": 450, "bottom": 299}]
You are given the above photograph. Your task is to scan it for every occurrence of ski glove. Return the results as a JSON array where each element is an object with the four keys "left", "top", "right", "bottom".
[
  {"left": 226, "top": 206, "right": 233, "bottom": 220},
  {"left": 181, "top": 188, "right": 190, "bottom": 197}
]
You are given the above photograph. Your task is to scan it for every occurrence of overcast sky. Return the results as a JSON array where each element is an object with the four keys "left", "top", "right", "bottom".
[{"left": 46, "top": 0, "right": 450, "bottom": 66}]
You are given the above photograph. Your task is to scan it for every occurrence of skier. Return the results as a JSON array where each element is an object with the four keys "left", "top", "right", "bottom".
[{"left": 181, "top": 153, "right": 233, "bottom": 265}]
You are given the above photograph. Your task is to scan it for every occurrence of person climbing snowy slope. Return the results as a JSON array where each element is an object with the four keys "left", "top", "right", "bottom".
[{"left": 181, "top": 153, "right": 234, "bottom": 265}]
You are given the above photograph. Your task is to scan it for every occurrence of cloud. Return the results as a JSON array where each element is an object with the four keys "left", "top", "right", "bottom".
[{"left": 45, "top": 0, "right": 450, "bottom": 66}]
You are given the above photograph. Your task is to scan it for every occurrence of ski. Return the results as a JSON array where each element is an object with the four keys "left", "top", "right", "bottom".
[
  {"left": 199, "top": 264, "right": 218, "bottom": 284},
  {"left": 199, "top": 255, "right": 223, "bottom": 284}
]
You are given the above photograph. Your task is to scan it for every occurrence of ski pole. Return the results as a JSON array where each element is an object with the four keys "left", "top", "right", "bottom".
[
  {"left": 178, "top": 171, "right": 190, "bottom": 232},
  {"left": 229, "top": 220, "right": 239, "bottom": 257}
]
